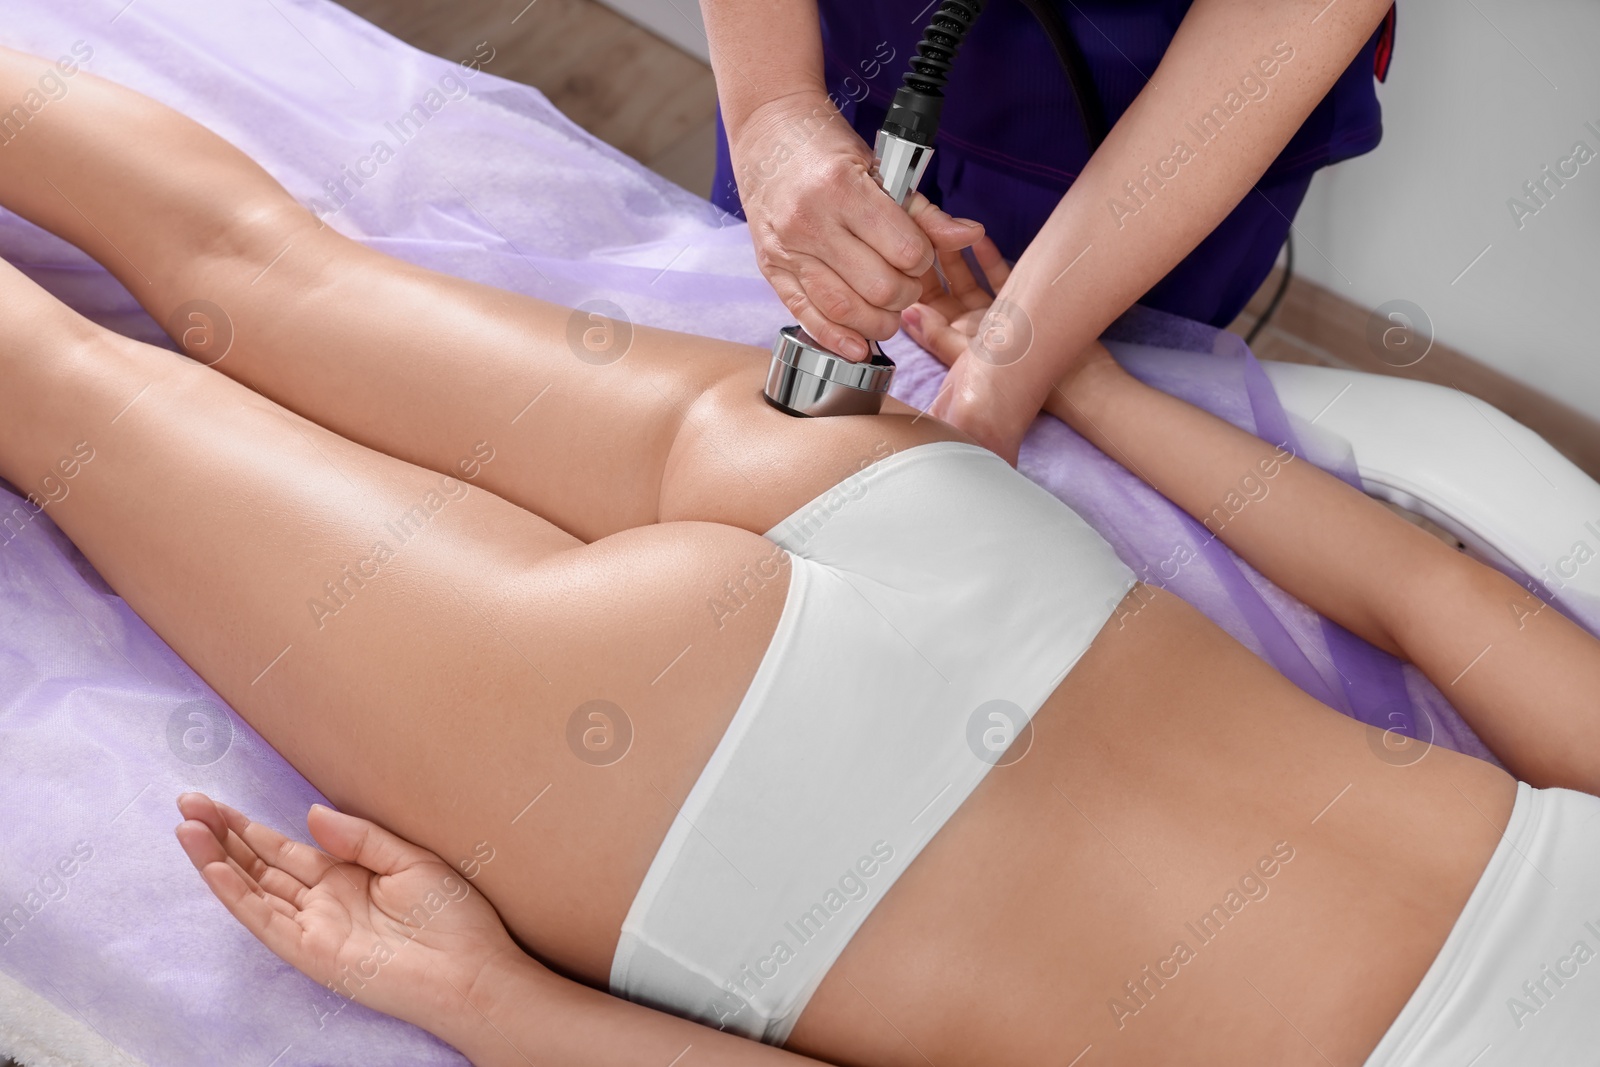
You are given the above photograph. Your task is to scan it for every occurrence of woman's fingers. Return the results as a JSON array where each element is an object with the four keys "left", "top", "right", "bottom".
[
  {"left": 970, "top": 235, "right": 1011, "bottom": 292},
  {"left": 175, "top": 819, "right": 298, "bottom": 920},
  {"left": 307, "top": 803, "right": 439, "bottom": 877},
  {"left": 937, "top": 247, "right": 987, "bottom": 311},
  {"left": 914, "top": 252, "right": 949, "bottom": 306},
  {"left": 178, "top": 793, "right": 320, "bottom": 908},
  {"left": 215, "top": 800, "right": 334, "bottom": 888},
  {"left": 194, "top": 853, "right": 313, "bottom": 968},
  {"left": 902, "top": 301, "right": 975, "bottom": 368},
  {"left": 175, "top": 798, "right": 264, "bottom": 894},
  {"left": 176, "top": 790, "right": 228, "bottom": 840}
]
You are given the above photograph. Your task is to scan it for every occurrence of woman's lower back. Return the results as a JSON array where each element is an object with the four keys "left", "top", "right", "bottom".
[{"left": 785, "top": 588, "right": 1515, "bottom": 1066}]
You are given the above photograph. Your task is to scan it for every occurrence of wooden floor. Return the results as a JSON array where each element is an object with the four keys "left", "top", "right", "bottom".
[{"left": 332, "top": 0, "right": 719, "bottom": 196}]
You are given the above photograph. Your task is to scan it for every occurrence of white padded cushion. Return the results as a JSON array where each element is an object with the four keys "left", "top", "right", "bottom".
[{"left": 1262, "top": 361, "right": 1600, "bottom": 608}]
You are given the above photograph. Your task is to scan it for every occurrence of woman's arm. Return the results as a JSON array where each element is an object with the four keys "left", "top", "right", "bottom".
[
  {"left": 931, "top": 0, "right": 1394, "bottom": 459},
  {"left": 1050, "top": 347, "right": 1600, "bottom": 792},
  {"left": 452, "top": 953, "right": 822, "bottom": 1067},
  {"left": 176, "top": 795, "right": 840, "bottom": 1067}
]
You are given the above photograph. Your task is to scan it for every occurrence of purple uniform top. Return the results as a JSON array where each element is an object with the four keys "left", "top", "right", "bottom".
[{"left": 713, "top": 1, "right": 1395, "bottom": 327}]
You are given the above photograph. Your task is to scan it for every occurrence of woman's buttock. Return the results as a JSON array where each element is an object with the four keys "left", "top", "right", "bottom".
[
  {"left": 788, "top": 587, "right": 1517, "bottom": 1067},
  {"left": 414, "top": 398, "right": 969, "bottom": 984}
]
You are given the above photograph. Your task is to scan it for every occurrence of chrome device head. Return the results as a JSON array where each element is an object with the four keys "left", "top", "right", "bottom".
[{"left": 763, "top": 326, "right": 896, "bottom": 418}]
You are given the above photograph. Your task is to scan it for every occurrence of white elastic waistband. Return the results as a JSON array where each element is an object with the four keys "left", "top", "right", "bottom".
[{"left": 1364, "top": 781, "right": 1600, "bottom": 1065}]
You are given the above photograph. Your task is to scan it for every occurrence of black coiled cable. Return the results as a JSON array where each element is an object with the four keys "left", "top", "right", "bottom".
[
  {"left": 883, "top": 0, "right": 1108, "bottom": 153},
  {"left": 901, "top": 0, "right": 987, "bottom": 97}
]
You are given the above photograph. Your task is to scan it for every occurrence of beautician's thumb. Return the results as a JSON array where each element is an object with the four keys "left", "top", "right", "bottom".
[{"left": 906, "top": 192, "right": 983, "bottom": 252}]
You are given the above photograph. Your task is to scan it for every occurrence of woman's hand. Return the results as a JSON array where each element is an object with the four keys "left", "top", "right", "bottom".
[
  {"left": 900, "top": 235, "right": 1013, "bottom": 368},
  {"left": 903, "top": 237, "right": 1111, "bottom": 461},
  {"left": 729, "top": 89, "right": 984, "bottom": 361},
  {"left": 902, "top": 236, "right": 1032, "bottom": 461},
  {"left": 175, "top": 792, "right": 531, "bottom": 1033}
]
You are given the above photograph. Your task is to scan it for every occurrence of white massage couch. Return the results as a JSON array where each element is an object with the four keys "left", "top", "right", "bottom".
[{"left": 1264, "top": 362, "right": 1600, "bottom": 613}]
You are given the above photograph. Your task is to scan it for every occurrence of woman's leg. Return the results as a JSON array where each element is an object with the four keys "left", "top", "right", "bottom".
[
  {"left": 0, "top": 46, "right": 959, "bottom": 545},
  {"left": 0, "top": 256, "right": 792, "bottom": 985}
]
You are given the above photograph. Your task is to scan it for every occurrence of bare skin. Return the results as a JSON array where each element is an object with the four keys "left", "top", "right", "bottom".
[{"left": 4, "top": 48, "right": 1599, "bottom": 1067}]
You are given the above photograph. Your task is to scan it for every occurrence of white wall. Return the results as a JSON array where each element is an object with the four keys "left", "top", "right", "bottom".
[
  {"left": 1294, "top": 0, "right": 1600, "bottom": 417},
  {"left": 595, "top": 0, "right": 709, "bottom": 62}
]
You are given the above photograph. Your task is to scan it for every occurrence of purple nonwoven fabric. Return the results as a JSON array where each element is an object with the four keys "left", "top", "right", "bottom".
[{"left": 0, "top": 2, "right": 1580, "bottom": 1066}]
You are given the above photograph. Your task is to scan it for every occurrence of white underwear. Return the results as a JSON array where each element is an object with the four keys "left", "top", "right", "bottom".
[
  {"left": 1365, "top": 781, "right": 1600, "bottom": 1065},
  {"left": 609, "top": 441, "right": 1136, "bottom": 1042}
]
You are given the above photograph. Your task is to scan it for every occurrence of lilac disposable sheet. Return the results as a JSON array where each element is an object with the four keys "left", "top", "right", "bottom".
[{"left": 0, "top": 1, "right": 1578, "bottom": 1065}]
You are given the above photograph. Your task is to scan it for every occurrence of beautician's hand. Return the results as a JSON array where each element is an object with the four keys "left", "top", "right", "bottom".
[
  {"left": 175, "top": 792, "right": 530, "bottom": 1030},
  {"left": 730, "top": 89, "right": 984, "bottom": 361}
]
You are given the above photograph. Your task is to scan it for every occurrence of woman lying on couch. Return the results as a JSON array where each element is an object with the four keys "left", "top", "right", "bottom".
[{"left": 0, "top": 45, "right": 1596, "bottom": 1067}]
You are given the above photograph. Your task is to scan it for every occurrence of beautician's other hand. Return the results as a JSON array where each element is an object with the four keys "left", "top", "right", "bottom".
[
  {"left": 175, "top": 792, "right": 529, "bottom": 1030},
  {"left": 730, "top": 89, "right": 984, "bottom": 361}
]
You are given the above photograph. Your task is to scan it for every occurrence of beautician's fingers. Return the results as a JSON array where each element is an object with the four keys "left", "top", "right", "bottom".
[
  {"left": 838, "top": 180, "right": 941, "bottom": 279},
  {"left": 790, "top": 254, "right": 906, "bottom": 342},
  {"left": 905, "top": 192, "right": 985, "bottom": 254},
  {"left": 306, "top": 803, "right": 441, "bottom": 878},
  {"left": 823, "top": 232, "right": 925, "bottom": 317},
  {"left": 768, "top": 265, "right": 895, "bottom": 360}
]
